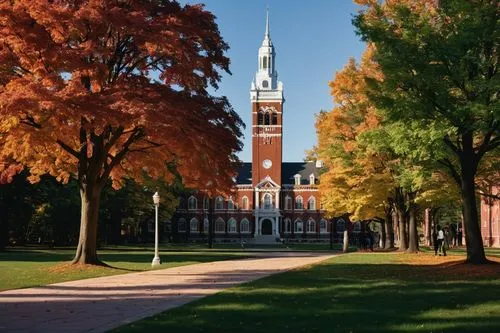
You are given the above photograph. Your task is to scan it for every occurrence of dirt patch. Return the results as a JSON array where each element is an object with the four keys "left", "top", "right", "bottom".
[
  {"left": 46, "top": 262, "right": 112, "bottom": 274},
  {"left": 398, "top": 253, "right": 500, "bottom": 279}
]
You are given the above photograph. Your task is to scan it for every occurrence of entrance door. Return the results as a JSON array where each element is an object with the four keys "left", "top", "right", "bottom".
[{"left": 262, "top": 219, "right": 273, "bottom": 235}]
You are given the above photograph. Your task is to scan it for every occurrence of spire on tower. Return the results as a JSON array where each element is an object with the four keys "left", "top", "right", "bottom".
[{"left": 265, "top": 6, "right": 270, "bottom": 39}]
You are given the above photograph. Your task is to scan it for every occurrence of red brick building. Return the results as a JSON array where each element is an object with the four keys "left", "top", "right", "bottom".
[
  {"left": 170, "top": 13, "right": 350, "bottom": 244},
  {"left": 481, "top": 186, "right": 500, "bottom": 247}
]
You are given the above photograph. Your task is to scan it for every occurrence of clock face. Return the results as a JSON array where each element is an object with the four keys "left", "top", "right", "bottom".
[{"left": 262, "top": 159, "right": 272, "bottom": 169}]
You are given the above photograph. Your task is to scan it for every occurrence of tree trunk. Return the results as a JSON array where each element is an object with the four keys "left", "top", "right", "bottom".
[
  {"left": 460, "top": 161, "right": 487, "bottom": 264},
  {"left": 343, "top": 229, "right": 349, "bottom": 253},
  {"left": 72, "top": 186, "right": 102, "bottom": 265},
  {"left": 424, "top": 208, "right": 432, "bottom": 246},
  {"left": 407, "top": 204, "right": 419, "bottom": 253},
  {"left": 384, "top": 212, "right": 394, "bottom": 249},
  {"left": 398, "top": 208, "right": 408, "bottom": 251},
  {"left": 380, "top": 220, "right": 386, "bottom": 249}
]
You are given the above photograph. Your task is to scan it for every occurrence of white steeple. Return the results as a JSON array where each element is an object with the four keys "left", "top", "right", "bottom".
[{"left": 250, "top": 8, "right": 284, "bottom": 101}]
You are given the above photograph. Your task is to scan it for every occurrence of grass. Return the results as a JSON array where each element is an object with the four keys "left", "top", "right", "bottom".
[
  {"left": 0, "top": 246, "right": 249, "bottom": 291},
  {"left": 112, "top": 251, "right": 500, "bottom": 333}
]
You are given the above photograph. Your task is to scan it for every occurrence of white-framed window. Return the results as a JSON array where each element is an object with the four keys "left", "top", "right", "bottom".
[
  {"left": 228, "top": 218, "right": 237, "bottom": 233},
  {"left": 203, "top": 218, "right": 209, "bottom": 233},
  {"left": 294, "top": 174, "right": 301, "bottom": 185},
  {"left": 309, "top": 173, "right": 315, "bottom": 185},
  {"left": 320, "top": 219, "right": 328, "bottom": 233},
  {"left": 284, "top": 218, "right": 292, "bottom": 233},
  {"left": 188, "top": 196, "right": 197, "bottom": 210},
  {"left": 178, "top": 218, "right": 186, "bottom": 233},
  {"left": 242, "top": 196, "right": 249, "bottom": 210},
  {"left": 294, "top": 219, "right": 303, "bottom": 233},
  {"left": 308, "top": 196, "right": 316, "bottom": 211},
  {"left": 336, "top": 219, "right": 345, "bottom": 233},
  {"left": 295, "top": 196, "right": 304, "bottom": 210},
  {"left": 307, "top": 218, "right": 316, "bottom": 233},
  {"left": 215, "top": 218, "right": 225, "bottom": 233},
  {"left": 227, "top": 198, "right": 235, "bottom": 210},
  {"left": 353, "top": 222, "right": 361, "bottom": 233},
  {"left": 240, "top": 218, "right": 250, "bottom": 233},
  {"left": 203, "top": 197, "right": 209, "bottom": 210},
  {"left": 215, "top": 196, "right": 224, "bottom": 210},
  {"left": 190, "top": 218, "right": 199, "bottom": 233},
  {"left": 263, "top": 193, "right": 273, "bottom": 210},
  {"left": 285, "top": 196, "right": 292, "bottom": 210}
]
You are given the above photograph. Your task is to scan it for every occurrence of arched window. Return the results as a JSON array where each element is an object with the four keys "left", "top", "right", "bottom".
[
  {"left": 320, "top": 219, "right": 328, "bottom": 233},
  {"left": 308, "top": 196, "right": 316, "bottom": 211},
  {"left": 284, "top": 218, "right": 292, "bottom": 233},
  {"left": 272, "top": 113, "right": 278, "bottom": 125},
  {"left": 285, "top": 196, "right": 292, "bottom": 210},
  {"left": 188, "top": 196, "right": 197, "bottom": 210},
  {"left": 240, "top": 218, "right": 250, "bottom": 233},
  {"left": 190, "top": 218, "right": 199, "bottom": 232},
  {"left": 215, "top": 218, "right": 225, "bottom": 233},
  {"left": 227, "top": 198, "right": 235, "bottom": 210},
  {"left": 263, "top": 56, "right": 268, "bottom": 69},
  {"left": 215, "top": 196, "right": 224, "bottom": 210},
  {"left": 307, "top": 219, "right": 316, "bottom": 233},
  {"left": 294, "top": 219, "right": 303, "bottom": 233},
  {"left": 203, "top": 218, "right": 209, "bottom": 233},
  {"left": 336, "top": 219, "right": 345, "bottom": 233},
  {"left": 178, "top": 218, "right": 186, "bottom": 233},
  {"left": 264, "top": 112, "right": 271, "bottom": 125},
  {"left": 353, "top": 222, "right": 361, "bottom": 233},
  {"left": 242, "top": 196, "right": 249, "bottom": 210},
  {"left": 262, "top": 80, "right": 269, "bottom": 88},
  {"left": 228, "top": 218, "right": 237, "bottom": 233},
  {"left": 263, "top": 193, "right": 273, "bottom": 210},
  {"left": 258, "top": 112, "right": 264, "bottom": 125},
  {"left": 295, "top": 196, "right": 304, "bottom": 210}
]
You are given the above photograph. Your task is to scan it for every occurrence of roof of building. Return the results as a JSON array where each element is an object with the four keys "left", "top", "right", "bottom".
[{"left": 235, "top": 162, "right": 321, "bottom": 185}]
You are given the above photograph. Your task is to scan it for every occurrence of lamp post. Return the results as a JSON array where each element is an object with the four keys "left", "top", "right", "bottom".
[{"left": 152, "top": 192, "right": 161, "bottom": 266}]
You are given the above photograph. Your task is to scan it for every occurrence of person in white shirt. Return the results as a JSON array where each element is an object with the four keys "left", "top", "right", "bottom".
[{"left": 437, "top": 225, "right": 446, "bottom": 256}]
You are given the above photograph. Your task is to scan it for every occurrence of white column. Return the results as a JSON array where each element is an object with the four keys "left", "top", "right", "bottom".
[
  {"left": 255, "top": 190, "right": 260, "bottom": 209},
  {"left": 255, "top": 190, "right": 260, "bottom": 236},
  {"left": 275, "top": 191, "right": 280, "bottom": 210}
]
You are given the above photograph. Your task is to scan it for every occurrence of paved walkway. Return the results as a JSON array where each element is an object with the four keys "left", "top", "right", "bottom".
[{"left": 0, "top": 252, "right": 335, "bottom": 333}]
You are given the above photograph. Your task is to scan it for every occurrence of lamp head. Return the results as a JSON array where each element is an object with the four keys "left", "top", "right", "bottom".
[{"left": 153, "top": 192, "right": 160, "bottom": 206}]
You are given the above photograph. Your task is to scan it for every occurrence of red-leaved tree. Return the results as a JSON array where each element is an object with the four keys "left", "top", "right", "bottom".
[{"left": 0, "top": 0, "right": 243, "bottom": 264}]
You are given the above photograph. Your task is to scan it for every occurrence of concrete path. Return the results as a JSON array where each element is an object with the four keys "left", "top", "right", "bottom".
[{"left": 0, "top": 252, "right": 335, "bottom": 333}]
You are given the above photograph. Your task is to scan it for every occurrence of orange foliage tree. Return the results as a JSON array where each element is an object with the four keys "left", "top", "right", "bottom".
[{"left": 0, "top": 0, "right": 243, "bottom": 264}]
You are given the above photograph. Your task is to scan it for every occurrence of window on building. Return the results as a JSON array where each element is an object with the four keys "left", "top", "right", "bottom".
[
  {"left": 294, "top": 219, "right": 303, "bottom": 233},
  {"left": 203, "top": 197, "right": 209, "bottom": 210},
  {"left": 203, "top": 218, "right": 209, "bottom": 233},
  {"left": 264, "top": 112, "right": 271, "bottom": 125},
  {"left": 353, "top": 222, "right": 361, "bottom": 233},
  {"left": 263, "top": 193, "right": 273, "bottom": 210},
  {"left": 228, "top": 218, "right": 237, "bottom": 233},
  {"left": 240, "top": 218, "right": 250, "bottom": 233},
  {"left": 263, "top": 56, "right": 268, "bottom": 69},
  {"left": 215, "top": 196, "right": 224, "bottom": 210},
  {"left": 320, "top": 219, "right": 328, "bottom": 233},
  {"left": 294, "top": 174, "right": 301, "bottom": 185},
  {"left": 336, "top": 219, "right": 345, "bottom": 233},
  {"left": 227, "top": 198, "right": 235, "bottom": 210},
  {"left": 258, "top": 112, "right": 264, "bottom": 125},
  {"left": 178, "top": 218, "right": 186, "bottom": 233},
  {"left": 309, "top": 174, "right": 315, "bottom": 185},
  {"left": 272, "top": 113, "right": 278, "bottom": 125},
  {"left": 190, "top": 218, "right": 199, "bottom": 233},
  {"left": 262, "top": 80, "right": 269, "bottom": 88},
  {"left": 295, "top": 196, "right": 304, "bottom": 210},
  {"left": 188, "top": 196, "right": 197, "bottom": 210},
  {"left": 215, "top": 218, "right": 225, "bottom": 233},
  {"left": 307, "top": 219, "right": 316, "bottom": 233},
  {"left": 285, "top": 196, "right": 292, "bottom": 210},
  {"left": 242, "top": 196, "right": 249, "bottom": 210},
  {"left": 284, "top": 218, "right": 292, "bottom": 233},
  {"left": 308, "top": 197, "right": 316, "bottom": 211}
]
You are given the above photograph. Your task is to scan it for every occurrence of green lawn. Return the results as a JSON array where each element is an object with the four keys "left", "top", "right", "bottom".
[
  {"left": 0, "top": 247, "right": 249, "bottom": 291},
  {"left": 112, "top": 252, "right": 500, "bottom": 333}
]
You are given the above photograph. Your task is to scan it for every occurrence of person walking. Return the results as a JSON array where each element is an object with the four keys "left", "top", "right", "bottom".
[
  {"left": 432, "top": 226, "right": 439, "bottom": 255},
  {"left": 437, "top": 225, "right": 446, "bottom": 256}
]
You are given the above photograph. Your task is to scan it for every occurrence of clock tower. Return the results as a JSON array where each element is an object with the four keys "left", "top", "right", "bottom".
[{"left": 250, "top": 10, "right": 284, "bottom": 187}]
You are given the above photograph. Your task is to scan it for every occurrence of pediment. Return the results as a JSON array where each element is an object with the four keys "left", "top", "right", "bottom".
[{"left": 255, "top": 176, "right": 280, "bottom": 189}]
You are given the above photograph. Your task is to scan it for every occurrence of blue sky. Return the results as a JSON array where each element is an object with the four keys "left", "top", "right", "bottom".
[{"left": 182, "top": 0, "right": 366, "bottom": 162}]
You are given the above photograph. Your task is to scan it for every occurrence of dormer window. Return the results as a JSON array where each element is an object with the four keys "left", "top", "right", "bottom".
[
  {"left": 294, "top": 174, "right": 301, "bottom": 185},
  {"left": 309, "top": 174, "right": 315, "bottom": 185}
]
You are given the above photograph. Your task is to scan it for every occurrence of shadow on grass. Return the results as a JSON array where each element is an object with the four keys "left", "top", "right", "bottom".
[{"left": 111, "top": 255, "right": 500, "bottom": 333}]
